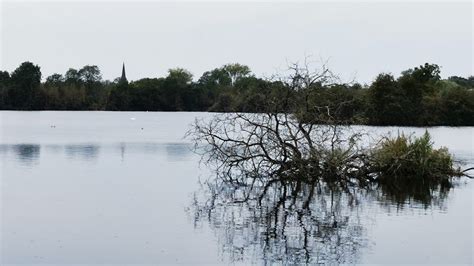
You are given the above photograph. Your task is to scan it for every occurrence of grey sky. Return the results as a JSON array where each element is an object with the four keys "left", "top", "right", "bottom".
[{"left": 1, "top": 1, "right": 472, "bottom": 83}]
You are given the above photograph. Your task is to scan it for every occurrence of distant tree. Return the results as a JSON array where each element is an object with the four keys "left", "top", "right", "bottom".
[
  {"left": 45, "top": 73, "right": 64, "bottom": 86},
  {"left": 8, "top": 62, "right": 41, "bottom": 109},
  {"left": 159, "top": 68, "right": 194, "bottom": 110},
  {"left": 0, "top": 70, "right": 11, "bottom": 108},
  {"left": 368, "top": 73, "right": 409, "bottom": 125},
  {"left": 209, "top": 92, "right": 235, "bottom": 112},
  {"left": 77, "top": 65, "right": 106, "bottom": 109},
  {"left": 199, "top": 64, "right": 251, "bottom": 88},
  {"left": 410, "top": 63, "right": 441, "bottom": 83},
  {"left": 128, "top": 78, "right": 165, "bottom": 111},
  {"left": 439, "top": 85, "right": 474, "bottom": 126},
  {"left": 78, "top": 65, "right": 102, "bottom": 84},
  {"left": 65, "top": 68, "right": 80, "bottom": 84},
  {"left": 448, "top": 76, "right": 474, "bottom": 88},
  {"left": 10, "top": 62, "right": 41, "bottom": 90},
  {"left": 107, "top": 82, "right": 130, "bottom": 111},
  {"left": 396, "top": 63, "right": 441, "bottom": 124},
  {"left": 166, "top": 68, "right": 193, "bottom": 85},
  {"left": 1, "top": 60, "right": 473, "bottom": 126},
  {"left": 198, "top": 68, "right": 232, "bottom": 87},
  {"left": 233, "top": 76, "right": 271, "bottom": 112},
  {"left": 0, "top": 71, "right": 10, "bottom": 85},
  {"left": 222, "top": 63, "right": 251, "bottom": 86}
]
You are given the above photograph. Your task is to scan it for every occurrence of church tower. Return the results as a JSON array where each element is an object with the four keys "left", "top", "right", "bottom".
[{"left": 120, "top": 62, "right": 128, "bottom": 84}]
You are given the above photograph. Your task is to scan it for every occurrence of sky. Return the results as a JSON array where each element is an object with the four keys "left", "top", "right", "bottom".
[{"left": 1, "top": 1, "right": 472, "bottom": 84}]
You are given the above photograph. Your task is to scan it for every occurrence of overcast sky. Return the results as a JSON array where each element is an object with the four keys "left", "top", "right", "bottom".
[{"left": 1, "top": 1, "right": 472, "bottom": 83}]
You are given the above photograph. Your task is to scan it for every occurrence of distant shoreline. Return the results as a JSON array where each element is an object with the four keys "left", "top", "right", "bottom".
[{"left": 1, "top": 62, "right": 473, "bottom": 127}]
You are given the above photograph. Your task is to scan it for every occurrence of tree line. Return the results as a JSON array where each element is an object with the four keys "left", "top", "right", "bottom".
[{"left": 0, "top": 61, "right": 473, "bottom": 126}]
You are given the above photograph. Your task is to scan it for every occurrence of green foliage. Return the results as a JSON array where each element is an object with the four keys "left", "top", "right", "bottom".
[
  {"left": 371, "top": 131, "right": 460, "bottom": 202},
  {"left": 303, "top": 84, "right": 367, "bottom": 124},
  {"left": 0, "top": 71, "right": 11, "bottom": 108},
  {"left": 367, "top": 73, "right": 409, "bottom": 125},
  {"left": 438, "top": 85, "right": 474, "bottom": 126},
  {"left": 222, "top": 63, "right": 251, "bottom": 86},
  {"left": 65, "top": 68, "right": 80, "bottom": 84},
  {"left": 0, "top": 61, "right": 473, "bottom": 126},
  {"left": 167, "top": 68, "right": 193, "bottom": 85},
  {"left": 199, "top": 68, "right": 232, "bottom": 87},
  {"left": 45, "top": 73, "right": 64, "bottom": 85},
  {"left": 7, "top": 62, "right": 42, "bottom": 109},
  {"left": 366, "top": 63, "right": 473, "bottom": 126},
  {"left": 448, "top": 76, "right": 474, "bottom": 88},
  {"left": 373, "top": 132, "right": 454, "bottom": 179},
  {"left": 209, "top": 92, "right": 235, "bottom": 112},
  {"left": 78, "top": 65, "right": 102, "bottom": 84},
  {"left": 406, "top": 63, "right": 441, "bottom": 83}
]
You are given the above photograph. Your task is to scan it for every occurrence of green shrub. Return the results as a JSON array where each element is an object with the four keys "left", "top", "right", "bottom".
[{"left": 371, "top": 131, "right": 461, "bottom": 203}]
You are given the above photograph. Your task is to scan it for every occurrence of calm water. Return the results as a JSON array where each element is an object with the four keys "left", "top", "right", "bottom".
[{"left": 1, "top": 111, "right": 473, "bottom": 265}]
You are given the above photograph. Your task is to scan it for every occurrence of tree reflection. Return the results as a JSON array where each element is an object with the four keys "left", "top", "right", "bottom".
[
  {"left": 373, "top": 178, "right": 451, "bottom": 209},
  {"left": 188, "top": 168, "right": 461, "bottom": 264},
  {"left": 186, "top": 62, "right": 471, "bottom": 262},
  {"left": 64, "top": 144, "right": 100, "bottom": 161},
  {"left": 189, "top": 177, "right": 370, "bottom": 264},
  {"left": 165, "top": 143, "right": 191, "bottom": 162},
  {"left": 12, "top": 144, "right": 41, "bottom": 165}
]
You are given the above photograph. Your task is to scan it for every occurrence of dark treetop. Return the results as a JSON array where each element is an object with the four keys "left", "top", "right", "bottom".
[{"left": 0, "top": 61, "right": 473, "bottom": 126}]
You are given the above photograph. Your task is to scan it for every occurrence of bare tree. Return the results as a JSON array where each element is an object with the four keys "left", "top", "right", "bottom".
[
  {"left": 186, "top": 60, "right": 473, "bottom": 265},
  {"left": 187, "top": 60, "right": 472, "bottom": 206},
  {"left": 189, "top": 61, "right": 372, "bottom": 196}
]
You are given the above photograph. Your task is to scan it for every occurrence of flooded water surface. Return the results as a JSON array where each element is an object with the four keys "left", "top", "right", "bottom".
[{"left": 1, "top": 111, "right": 472, "bottom": 265}]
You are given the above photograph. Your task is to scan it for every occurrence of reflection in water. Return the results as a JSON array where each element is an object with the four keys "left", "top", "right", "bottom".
[
  {"left": 44, "top": 144, "right": 63, "bottom": 154},
  {"left": 165, "top": 144, "right": 190, "bottom": 161},
  {"left": 15, "top": 144, "right": 41, "bottom": 165},
  {"left": 190, "top": 179, "right": 371, "bottom": 264},
  {"left": 114, "top": 143, "right": 191, "bottom": 162},
  {"left": 120, "top": 142, "right": 125, "bottom": 162},
  {"left": 0, "top": 144, "right": 41, "bottom": 165},
  {"left": 374, "top": 179, "right": 451, "bottom": 209},
  {"left": 1, "top": 142, "right": 192, "bottom": 165},
  {"left": 189, "top": 172, "right": 458, "bottom": 264},
  {"left": 64, "top": 144, "right": 100, "bottom": 161}
]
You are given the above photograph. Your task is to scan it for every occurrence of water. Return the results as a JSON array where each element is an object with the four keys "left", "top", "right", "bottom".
[{"left": 1, "top": 111, "right": 473, "bottom": 265}]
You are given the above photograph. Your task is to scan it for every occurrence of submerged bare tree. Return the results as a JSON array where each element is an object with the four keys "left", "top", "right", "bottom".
[
  {"left": 186, "top": 60, "right": 472, "bottom": 264},
  {"left": 188, "top": 60, "right": 471, "bottom": 204}
]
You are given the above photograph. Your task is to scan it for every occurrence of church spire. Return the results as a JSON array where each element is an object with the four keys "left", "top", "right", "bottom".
[{"left": 120, "top": 62, "right": 128, "bottom": 84}]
